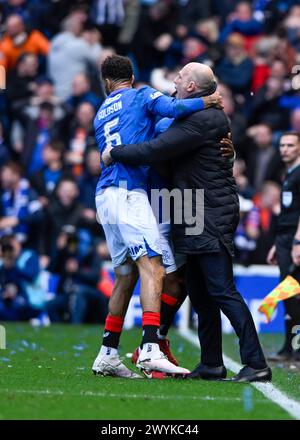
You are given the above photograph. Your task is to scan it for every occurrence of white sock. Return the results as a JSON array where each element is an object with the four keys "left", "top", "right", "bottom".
[
  {"left": 141, "top": 342, "right": 160, "bottom": 358},
  {"left": 100, "top": 345, "right": 118, "bottom": 357}
]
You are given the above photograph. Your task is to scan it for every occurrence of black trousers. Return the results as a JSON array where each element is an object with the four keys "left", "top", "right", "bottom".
[
  {"left": 185, "top": 244, "right": 266, "bottom": 367},
  {"left": 275, "top": 234, "right": 300, "bottom": 353}
]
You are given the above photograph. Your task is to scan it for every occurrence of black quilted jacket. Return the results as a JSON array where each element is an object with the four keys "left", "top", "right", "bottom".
[{"left": 111, "top": 104, "right": 240, "bottom": 256}]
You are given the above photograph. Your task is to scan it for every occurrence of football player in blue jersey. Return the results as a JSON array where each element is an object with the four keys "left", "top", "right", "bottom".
[
  {"left": 92, "top": 55, "right": 225, "bottom": 378},
  {"left": 127, "top": 104, "right": 235, "bottom": 369}
]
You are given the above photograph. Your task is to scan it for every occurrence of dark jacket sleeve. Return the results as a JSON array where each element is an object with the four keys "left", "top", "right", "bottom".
[{"left": 110, "top": 116, "right": 203, "bottom": 166}]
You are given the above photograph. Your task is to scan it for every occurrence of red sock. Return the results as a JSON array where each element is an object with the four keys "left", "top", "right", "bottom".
[
  {"left": 160, "top": 293, "right": 182, "bottom": 337},
  {"left": 161, "top": 293, "right": 180, "bottom": 307}
]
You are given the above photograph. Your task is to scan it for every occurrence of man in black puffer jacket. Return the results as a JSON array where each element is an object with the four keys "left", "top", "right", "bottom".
[{"left": 103, "top": 63, "right": 271, "bottom": 383}]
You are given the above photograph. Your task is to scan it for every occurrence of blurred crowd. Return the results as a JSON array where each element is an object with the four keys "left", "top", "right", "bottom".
[{"left": 1, "top": 0, "right": 300, "bottom": 323}]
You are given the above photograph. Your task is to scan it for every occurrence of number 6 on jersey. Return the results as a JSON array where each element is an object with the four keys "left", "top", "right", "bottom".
[{"left": 104, "top": 118, "right": 122, "bottom": 148}]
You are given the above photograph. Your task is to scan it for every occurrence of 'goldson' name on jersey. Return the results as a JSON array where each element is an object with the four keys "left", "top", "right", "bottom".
[{"left": 97, "top": 99, "right": 122, "bottom": 120}]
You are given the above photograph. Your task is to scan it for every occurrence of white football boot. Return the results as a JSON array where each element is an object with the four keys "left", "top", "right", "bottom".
[
  {"left": 136, "top": 343, "right": 190, "bottom": 377},
  {"left": 92, "top": 354, "right": 142, "bottom": 379}
]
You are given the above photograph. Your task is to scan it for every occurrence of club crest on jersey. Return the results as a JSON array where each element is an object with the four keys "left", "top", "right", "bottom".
[{"left": 282, "top": 191, "right": 293, "bottom": 207}]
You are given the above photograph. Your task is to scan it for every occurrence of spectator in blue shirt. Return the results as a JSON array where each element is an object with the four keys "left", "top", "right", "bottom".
[
  {"left": 0, "top": 161, "right": 43, "bottom": 246},
  {"left": 30, "top": 140, "right": 66, "bottom": 207},
  {"left": 0, "top": 234, "right": 44, "bottom": 321},
  {"left": 219, "top": 1, "right": 263, "bottom": 43}
]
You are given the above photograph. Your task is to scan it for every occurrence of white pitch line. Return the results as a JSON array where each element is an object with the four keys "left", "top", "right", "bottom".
[
  {"left": 179, "top": 329, "right": 300, "bottom": 420},
  {"left": 0, "top": 387, "right": 261, "bottom": 403}
]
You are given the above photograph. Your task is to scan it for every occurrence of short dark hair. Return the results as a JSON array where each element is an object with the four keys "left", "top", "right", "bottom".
[
  {"left": 101, "top": 55, "right": 133, "bottom": 82},
  {"left": 280, "top": 131, "right": 300, "bottom": 143},
  {"left": 40, "top": 101, "right": 54, "bottom": 112},
  {"left": 47, "top": 140, "right": 65, "bottom": 154},
  {"left": 56, "top": 176, "right": 78, "bottom": 188},
  {"left": 2, "top": 161, "right": 23, "bottom": 176}
]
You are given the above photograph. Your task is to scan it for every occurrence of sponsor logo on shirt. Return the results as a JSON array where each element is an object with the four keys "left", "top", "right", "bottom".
[{"left": 150, "top": 91, "right": 163, "bottom": 100}]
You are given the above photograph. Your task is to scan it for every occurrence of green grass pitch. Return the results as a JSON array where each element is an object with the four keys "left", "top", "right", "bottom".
[{"left": 0, "top": 323, "right": 299, "bottom": 420}]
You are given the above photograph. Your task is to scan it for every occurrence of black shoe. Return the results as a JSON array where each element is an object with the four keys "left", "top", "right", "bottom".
[
  {"left": 231, "top": 365, "right": 272, "bottom": 383},
  {"left": 267, "top": 350, "right": 292, "bottom": 362},
  {"left": 187, "top": 363, "right": 227, "bottom": 380},
  {"left": 290, "top": 351, "right": 300, "bottom": 362}
]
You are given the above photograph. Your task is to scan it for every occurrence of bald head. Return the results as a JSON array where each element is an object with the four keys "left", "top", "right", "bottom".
[
  {"left": 174, "top": 62, "right": 216, "bottom": 99},
  {"left": 6, "top": 14, "right": 24, "bottom": 38}
]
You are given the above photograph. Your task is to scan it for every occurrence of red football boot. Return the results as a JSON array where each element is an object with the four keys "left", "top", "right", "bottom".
[
  {"left": 131, "top": 346, "right": 168, "bottom": 379},
  {"left": 159, "top": 338, "right": 179, "bottom": 366}
]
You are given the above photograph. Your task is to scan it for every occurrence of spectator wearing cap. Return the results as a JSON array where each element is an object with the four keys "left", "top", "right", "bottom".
[
  {"left": 215, "top": 32, "right": 254, "bottom": 97},
  {"left": 0, "top": 14, "right": 49, "bottom": 71}
]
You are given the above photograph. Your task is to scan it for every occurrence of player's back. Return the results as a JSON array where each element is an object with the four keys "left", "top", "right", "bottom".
[{"left": 94, "top": 87, "right": 158, "bottom": 194}]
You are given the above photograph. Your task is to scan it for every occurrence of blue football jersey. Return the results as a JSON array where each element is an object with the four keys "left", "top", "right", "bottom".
[
  {"left": 94, "top": 86, "right": 204, "bottom": 194},
  {"left": 147, "top": 117, "right": 175, "bottom": 193}
]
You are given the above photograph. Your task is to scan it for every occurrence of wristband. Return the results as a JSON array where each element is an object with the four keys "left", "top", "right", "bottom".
[{"left": 229, "top": 150, "right": 236, "bottom": 163}]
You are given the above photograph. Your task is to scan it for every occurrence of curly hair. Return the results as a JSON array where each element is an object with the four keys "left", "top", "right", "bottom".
[{"left": 101, "top": 55, "right": 133, "bottom": 82}]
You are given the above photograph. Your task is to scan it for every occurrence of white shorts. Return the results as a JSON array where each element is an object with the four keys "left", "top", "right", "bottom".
[
  {"left": 96, "top": 187, "right": 162, "bottom": 268},
  {"left": 158, "top": 222, "right": 187, "bottom": 274}
]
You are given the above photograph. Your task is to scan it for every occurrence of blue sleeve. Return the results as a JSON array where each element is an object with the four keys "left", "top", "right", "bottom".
[
  {"left": 232, "top": 19, "right": 263, "bottom": 35},
  {"left": 219, "top": 19, "right": 262, "bottom": 43},
  {"left": 17, "top": 252, "right": 40, "bottom": 282},
  {"left": 155, "top": 117, "right": 174, "bottom": 136},
  {"left": 143, "top": 87, "right": 204, "bottom": 119}
]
